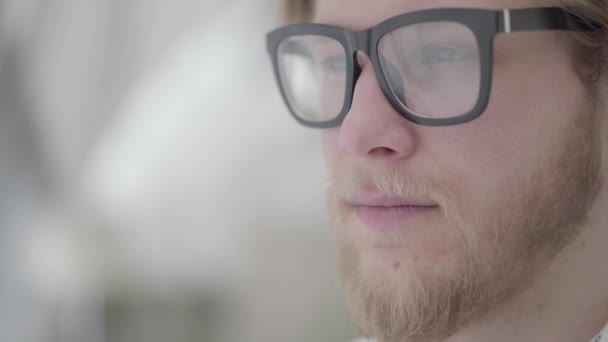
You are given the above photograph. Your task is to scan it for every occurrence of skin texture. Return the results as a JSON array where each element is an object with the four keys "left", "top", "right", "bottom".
[{"left": 313, "top": 0, "right": 608, "bottom": 341}]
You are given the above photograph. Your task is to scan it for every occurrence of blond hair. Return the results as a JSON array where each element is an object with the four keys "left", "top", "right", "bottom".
[
  {"left": 544, "top": 0, "right": 608, "bottom": 87},
  {"left": 283, "top": 0, "right": 313, "bottom": 23},
  {"left": 281, "top": 0, "right": 608, "bottom": 86}
]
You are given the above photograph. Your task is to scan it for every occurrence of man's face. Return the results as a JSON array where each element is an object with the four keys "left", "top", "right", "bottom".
[{"left": 318, "top": 0, "right": 603, "bottom": 341}]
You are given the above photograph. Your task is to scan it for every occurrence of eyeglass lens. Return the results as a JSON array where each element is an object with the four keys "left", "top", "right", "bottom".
[{"left": 277, "top": 22, "right": 482, "bottom": 122}]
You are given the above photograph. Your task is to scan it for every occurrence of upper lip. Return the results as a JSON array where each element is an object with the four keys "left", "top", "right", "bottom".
[{"left": 347, "top": 191, "right": 438, "bottom": 208}]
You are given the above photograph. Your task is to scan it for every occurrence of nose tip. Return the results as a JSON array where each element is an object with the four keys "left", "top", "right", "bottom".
[{"left": 338, "top": 119, "right": 417, "bottom": 162}]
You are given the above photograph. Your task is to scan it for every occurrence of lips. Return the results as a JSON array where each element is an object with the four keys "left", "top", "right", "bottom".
[
  {"left": 347, "top": 192, "right": 439, "bottom": 231},
  {"left": 347, "top": 192, "right": 439, "bottom": 208}
]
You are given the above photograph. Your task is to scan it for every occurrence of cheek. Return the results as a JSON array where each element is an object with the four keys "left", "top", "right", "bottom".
[
  {"left": 419, "top": 112, "right": 521, "bottom": 210},
  {"left": 320, "top": 129, "right": 341, "bottom": 174},
  {"left": 424, "top": 53, "right": 584, "bottom": 208}
]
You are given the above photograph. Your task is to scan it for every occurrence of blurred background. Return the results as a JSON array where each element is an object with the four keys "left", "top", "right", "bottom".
[{"left": 0, "top": 0, "right": 357, "bottom": 341}]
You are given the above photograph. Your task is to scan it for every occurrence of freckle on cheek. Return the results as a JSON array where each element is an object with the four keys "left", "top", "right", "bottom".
[{"left": 393, "top": 261, "right": 401, "bottom": 270}]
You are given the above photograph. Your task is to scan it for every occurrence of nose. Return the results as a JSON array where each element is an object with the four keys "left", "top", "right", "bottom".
[{"left": 337, "top": 54, "right": 417, "bottom": 163}]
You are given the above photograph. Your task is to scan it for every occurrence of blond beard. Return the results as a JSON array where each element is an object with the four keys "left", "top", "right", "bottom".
[{"left": 328, "top": 100, "right": 602, "bottom": 342}]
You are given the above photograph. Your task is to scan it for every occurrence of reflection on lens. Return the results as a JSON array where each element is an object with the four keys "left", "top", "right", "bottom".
[
  {"left": 378, "top": 22, "right": 481, "bottom": 119},
  {"left": 277, "top": 35, "right": 347, "bottom": 123}
]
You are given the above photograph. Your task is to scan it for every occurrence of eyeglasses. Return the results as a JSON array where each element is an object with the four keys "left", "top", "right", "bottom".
[{"left": 266, "top": 7, "right": 597, "bottom": 127}]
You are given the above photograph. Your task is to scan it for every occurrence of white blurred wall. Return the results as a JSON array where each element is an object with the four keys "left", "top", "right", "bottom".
[{"left": 0, "top": 0, "right": 356, "bottom": 341}]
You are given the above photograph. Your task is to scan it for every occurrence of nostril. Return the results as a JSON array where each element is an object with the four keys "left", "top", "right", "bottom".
[{"left": 368, "top": 147, "right": 398, "bottom": 158}]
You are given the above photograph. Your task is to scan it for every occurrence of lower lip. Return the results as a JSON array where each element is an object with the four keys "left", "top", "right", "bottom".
[{"left": 354, "top": 205, "right": 438, "bottom": 231}]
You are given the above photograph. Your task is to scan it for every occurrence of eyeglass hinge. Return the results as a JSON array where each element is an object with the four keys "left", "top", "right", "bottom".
[{"left": 503, "top": 9, "right": 512, "bottom": 33}]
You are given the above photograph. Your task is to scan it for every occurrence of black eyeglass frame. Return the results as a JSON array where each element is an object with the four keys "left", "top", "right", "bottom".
[{"left": 266, "top": 7, "right": 596, "bottom": 127}]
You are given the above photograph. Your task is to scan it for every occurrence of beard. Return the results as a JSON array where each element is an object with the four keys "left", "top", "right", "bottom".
[{"left": 328, "top": 100, "right": 603, "bottom": 342}]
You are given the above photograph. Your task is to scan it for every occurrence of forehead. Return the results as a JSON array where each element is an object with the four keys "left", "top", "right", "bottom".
[{"left": 313, "top": 0, "right": 543, "bottom": 29}]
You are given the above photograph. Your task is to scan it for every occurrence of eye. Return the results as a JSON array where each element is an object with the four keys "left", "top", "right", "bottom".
[
  {"left": 320, "top": 55, "right": 347, "bottom": 73},
  {"left": 281, "top": 40, "right": 312, "bottom": 58},
  {"left": 418, "top": 44, "right": 476, "bottom": 65}
]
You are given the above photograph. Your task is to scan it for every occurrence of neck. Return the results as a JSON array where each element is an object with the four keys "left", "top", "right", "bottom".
[{"left": 445, "top": 182, "right": 608, "bottom": 342}]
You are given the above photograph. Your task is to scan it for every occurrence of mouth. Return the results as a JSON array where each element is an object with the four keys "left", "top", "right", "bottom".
[{"left": 347, "top": 192, "right": 439, "bottom": 231}]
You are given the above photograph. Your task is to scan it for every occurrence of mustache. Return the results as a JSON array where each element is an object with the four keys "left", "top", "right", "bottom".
[
  {"left": 326, "top": 165, "right": 481, "bottom": 248},
  {"left": 327, "top": 165, "right": 464, "bottom": 221}
]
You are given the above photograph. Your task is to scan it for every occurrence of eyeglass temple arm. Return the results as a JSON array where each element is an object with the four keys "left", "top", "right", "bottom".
[{"left": 500, "top": 7, "right": 598, "bottom": 34}]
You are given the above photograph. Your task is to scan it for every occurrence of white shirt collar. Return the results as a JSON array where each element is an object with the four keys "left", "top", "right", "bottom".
[
  {"left": 354, "top": 322, "right": 608, "bottom": 342},
  {"left": 591, "top": 322, "right": 608, "bottom": 342}
]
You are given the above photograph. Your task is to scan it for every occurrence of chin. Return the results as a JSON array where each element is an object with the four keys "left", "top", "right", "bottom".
[{"left": 346, "top": 219, "right": 461, "bottom": 285}]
